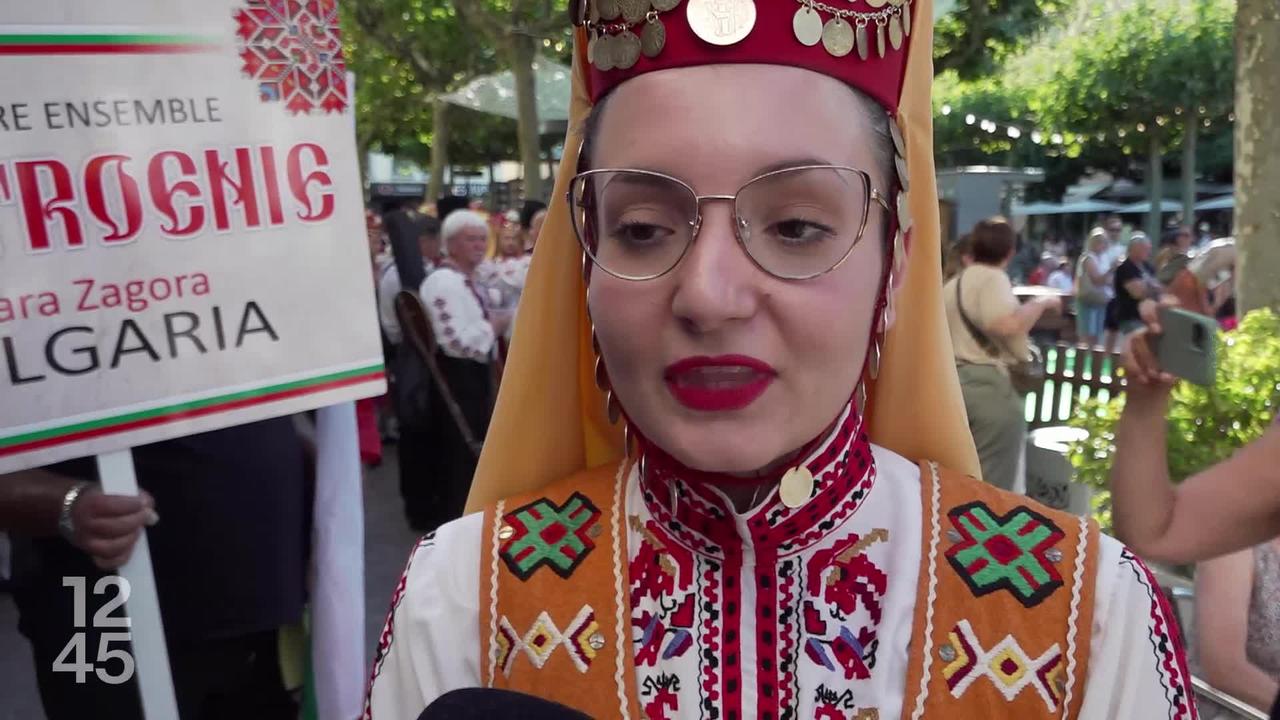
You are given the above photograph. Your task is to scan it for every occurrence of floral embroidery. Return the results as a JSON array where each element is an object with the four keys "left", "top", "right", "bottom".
[{"left": 802, "top": 529, "right": 889, "bottom": 681}]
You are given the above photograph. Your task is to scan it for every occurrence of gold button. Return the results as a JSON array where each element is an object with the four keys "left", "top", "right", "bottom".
[
  {"left": 588, "top": 523, "right": 603, "bottom": 539},
  {"left": 498, "top": 525, "right": 515, "bottom": 541},
  {"left": 780, "top": 467, "right": 815, "bottom": 509}
]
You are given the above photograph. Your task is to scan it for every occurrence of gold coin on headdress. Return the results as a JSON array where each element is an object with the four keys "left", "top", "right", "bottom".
[
  {"left": 614, "top": 28, "right": 642, "bottom": 69},
  {"left": 792, "top": 5, "right": 823, "bottom": 47},
  {"left": 876, "top": 21, "right": 886, "bottom": 58},
  {"left": 619, "top": 0, "right": 649, "bottom": 24},
  {"left": 686, "top": 0, "right": 757, "bottom": 46},
  {"left": 888, "top": 0, "right": 904, "bottom": 5},
  {"left": 889, "top": 117, "right": 907, "bottom": 158},
  {"left": 598, "top": 0, "right": 622, "bottom": 21},
  {"left": 902, "top": 2, "right": 912, "bottom": 36},
  {"left": 588, "top": 31, "right": 599, "bottom": 65},
  {"left": 897, "top": 190, "right": 913, "bottom": 233},
  {"left": 651, "top": 0, "right": 680, "bottom": 10},
  {"left": 889, "top": 15, "right": 904, "bottom": 50},
  {"left": 855, "top": 22, "right": 869, "bottom": 60},
  {"left": 866, "top": 0, "right": 888, "bottom": 6},
  {"left": 640, "top": 16, "right": 666, "bottom": 57},
  {"left": 594, "top": 33, "right": 617, "bottom": 71},
  {"left": 821, "top": 17, "right": 854, "bottom": 58},
  {"left": 895, "top": 153, "right": 911, "bottom": 192}
]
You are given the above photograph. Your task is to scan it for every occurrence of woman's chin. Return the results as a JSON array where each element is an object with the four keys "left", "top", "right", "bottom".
[{"left": 653, "top": 429, "right": 794, "bottom": 476}]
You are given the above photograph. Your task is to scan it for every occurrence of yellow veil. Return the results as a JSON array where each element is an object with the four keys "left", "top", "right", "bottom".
[{"left": 467, "top": 0, "right": 978, "bottom": 512}]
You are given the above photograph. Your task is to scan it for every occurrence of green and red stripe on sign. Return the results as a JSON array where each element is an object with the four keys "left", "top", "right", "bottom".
[
  {"left": 0, "top": 364, "right": 384, "bottom": 459},
  {"left": 0, "top": 33, "right": 220, "bottom": 55}
]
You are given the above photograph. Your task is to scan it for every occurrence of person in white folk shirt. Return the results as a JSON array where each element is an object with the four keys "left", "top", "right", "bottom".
[
  {"left": 415, "top": 210, "right": 511, "bottom": 528},
  {"left": 379, "top": 213, "right": 441, "bottom": 346},
  {"left": 476, "top": 210, "right": 531, "bottom": 353}
]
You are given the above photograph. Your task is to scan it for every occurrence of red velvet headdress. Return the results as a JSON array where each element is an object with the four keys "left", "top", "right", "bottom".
[{"left": 572, "top": 0, "right": 917, "bottom": 113}]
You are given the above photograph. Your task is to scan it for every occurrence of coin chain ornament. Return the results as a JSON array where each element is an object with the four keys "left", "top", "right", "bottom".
[
  {"left": 792, "top": 0, "right": 912, "bottom": 60},
  {"left": 586, "top": 1, "right": 676, "bottom": 70}
]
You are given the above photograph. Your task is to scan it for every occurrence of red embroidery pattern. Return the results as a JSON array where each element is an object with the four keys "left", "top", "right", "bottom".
[
  {"left": 1120, "top": 549, "right": 1198, "bottom": 720},
  {"left": 630, "top": 518, "right": 699, "bottom": 717},
  {"left": 234, "top": 0, "right": 349, "bottom": 115},
  {"left": 363, "top": 533, "right": 434, "bottom": 719},
  {"left": 800, "top": 529, "right": 889, "bottom": 681}
]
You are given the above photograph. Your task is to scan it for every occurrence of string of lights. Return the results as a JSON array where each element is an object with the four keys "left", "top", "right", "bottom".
[{"left": 935, "top": 103, "right": 1235, "bottom": 151}]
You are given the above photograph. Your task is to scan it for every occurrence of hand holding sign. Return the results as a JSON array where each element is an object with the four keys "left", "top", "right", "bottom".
[{"left": 68, "top": 484, "right": 158, "bottom": 570}]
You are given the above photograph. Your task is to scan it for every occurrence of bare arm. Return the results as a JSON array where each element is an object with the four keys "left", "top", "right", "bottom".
[
  {"left": 1083, "top": 256, "right": 1110, "bottom": 285},
  {"left": 1112, "top": 301, "right": 1280, "bottom": 562},
  {"left": 986, "top": 296, "right": 1059, "bottom": 339},
  {"left": 1195, "top": 549, "right": 1280, "bottom": 711}
]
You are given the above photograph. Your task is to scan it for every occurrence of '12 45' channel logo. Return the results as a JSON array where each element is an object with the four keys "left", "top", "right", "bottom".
[{"left": 53, "top": 576, "right": 136, "bottom": 684}]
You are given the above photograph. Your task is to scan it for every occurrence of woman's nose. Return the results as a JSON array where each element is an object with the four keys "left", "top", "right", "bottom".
[{"left": 669, "top": 204, "right": 762, "bottom": 334}]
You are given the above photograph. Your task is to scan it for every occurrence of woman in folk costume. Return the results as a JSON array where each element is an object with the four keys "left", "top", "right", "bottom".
[{"left": 366, "top": 0, "right": 1195, "bottom": 717}]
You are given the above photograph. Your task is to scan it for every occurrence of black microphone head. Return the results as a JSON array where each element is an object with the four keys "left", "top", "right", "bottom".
[{"left": 418, "top": 688, "right": 593, "bottom": 720}]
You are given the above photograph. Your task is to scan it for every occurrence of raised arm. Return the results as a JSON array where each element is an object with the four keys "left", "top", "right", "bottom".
[{"left": 1111, "top": 301, "right": 1280, "bottom": 563}]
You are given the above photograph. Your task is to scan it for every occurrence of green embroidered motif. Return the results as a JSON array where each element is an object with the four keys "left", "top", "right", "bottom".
[
  {"left": 499, "top": 493, "right": 603, "bottom": 581},
  {"left": 944, "top": 501, "right": 1066, "bottom": 607}
]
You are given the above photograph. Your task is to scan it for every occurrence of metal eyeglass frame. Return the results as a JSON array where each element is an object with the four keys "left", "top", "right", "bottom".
[{"left": 567, "top": 164, "right": 893, "bottom": 282}]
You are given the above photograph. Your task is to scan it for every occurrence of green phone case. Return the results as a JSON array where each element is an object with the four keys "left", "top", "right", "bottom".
[{"left": 1154, "top": 307, "right": 1218, "bottom": 386}]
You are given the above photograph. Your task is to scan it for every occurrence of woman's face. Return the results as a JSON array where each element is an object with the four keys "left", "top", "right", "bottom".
[
  {"left": 499, "top": 222, "right": 522, "bottom": 255},
  {"left": 587, "top": 65, "right": 892, "bottom": 474}
]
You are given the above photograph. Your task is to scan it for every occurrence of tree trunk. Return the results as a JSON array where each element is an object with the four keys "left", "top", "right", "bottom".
[
  {"left": 1181, "top": 123, "right": 1196, "bottom": 229},
  {"left": 428, "top": 97, "right": 450, "bottom": 203},
  {"left": 1146, "top": 135, "right": 1163, "bottom": 241},
  {"left": 509, "top": 34, "right": 544, "bottom": 202},
  {"left": 1235, "top": 0, "right": 1280, "bottom": 313}
]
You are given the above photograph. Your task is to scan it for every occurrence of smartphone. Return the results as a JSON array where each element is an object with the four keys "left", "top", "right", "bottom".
[{"left": 1153, "top": 306, "right": 1218, "bottom": 386}]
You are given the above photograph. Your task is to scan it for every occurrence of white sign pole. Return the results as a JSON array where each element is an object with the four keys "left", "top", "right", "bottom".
[{"left": 95, "top": 449, "right": 180, "bottom": 720}]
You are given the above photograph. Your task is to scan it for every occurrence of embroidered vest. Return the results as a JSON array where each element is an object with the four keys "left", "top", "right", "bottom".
[{"left": 477, "top": 460, "right": 1099, "bottom": 719}]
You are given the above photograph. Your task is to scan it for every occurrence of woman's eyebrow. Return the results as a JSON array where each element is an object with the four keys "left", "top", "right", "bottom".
[{"left": 753, "top": 157, "right": 836, "bottom": 175}]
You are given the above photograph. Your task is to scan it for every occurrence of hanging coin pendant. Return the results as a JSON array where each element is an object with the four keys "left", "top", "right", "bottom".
[
  {"left": 595, "top": 34, "right": 617, "bottom": 71},
  {"left": 855, "top": 23, "right": 869, "bottom": 60},
  {"left": 821, "top": 17, "right": 854, "bottom": 57},
  {"left": 587, "top": 32, "right": 599, "bottom": 65},
  {"left": 687, "top": 0, "right": 757, "bottom": 46},
  {"left": 869, "top": 341, "right": 881, "bottom": 379},
  {"left": 902, "top": 2, "right": 912, "bottom": 36},
  {"left": 866, "top": 0, "right": 888, "bottom": 6},
  {"left": 888, "top": 15, "right": 904, "bottom": 49},
  {"left": 640, "top": 18, "right": 666, "bottom": 58},
  {"left": 890, "top": 118, "right": 907, "bottom": 158},
  {"left": 876, "top": 21, "right": 886, "bottom": 58},
  {"left": 651, "top": 0, "right": 680, "bottom": 10},
  {"left": 780, "top": 467, "right": 815, "bottom": 509},
  {"left": 792, "top": 5, "right": 823, "bottom": 47},
  {"left": 897, "top": 190, "right": 913, "bottom": 233},
  {"left": 895, "top": 153, "right": 911, "bottom": 192},
  {"left": 598, "top": 0, "right": 622, "bottom": 20},
  {"left": 619, "top": 0, "right": 648, "bottom": 24},
  {"left": 614, "top": 29, "right": 642, "bottom": 69}
]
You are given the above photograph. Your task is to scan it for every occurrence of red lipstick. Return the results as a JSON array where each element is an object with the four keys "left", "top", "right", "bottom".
[{"left": 663, "top": 355, "right": 777, "bottom": 412}]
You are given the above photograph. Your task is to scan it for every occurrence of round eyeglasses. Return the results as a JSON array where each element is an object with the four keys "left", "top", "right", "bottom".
[{"left": 567, "top": 165, "right": 891, "bottom": 281}]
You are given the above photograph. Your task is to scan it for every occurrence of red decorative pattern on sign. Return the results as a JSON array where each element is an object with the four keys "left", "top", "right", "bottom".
[{"left": 234, "top": 0, "right": 349, "bottom": 115}]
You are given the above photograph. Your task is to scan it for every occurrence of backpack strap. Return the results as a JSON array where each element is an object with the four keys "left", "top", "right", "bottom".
[
  {"left": 478, "top": 460, "right": 643, "bottom": 718},
  {"left": 901, "top": 462, "right": 1099, "bottom": 719}
]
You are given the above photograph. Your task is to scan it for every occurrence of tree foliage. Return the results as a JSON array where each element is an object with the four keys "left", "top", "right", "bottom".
[
  {"left": 933, "top": 0, "right": 1072, "bottom": 78},
  {"left": 931, "top": 0, "right": 1236, "bottom": 197}
]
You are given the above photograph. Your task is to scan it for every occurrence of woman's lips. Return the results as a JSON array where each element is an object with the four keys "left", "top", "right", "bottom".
[{"left": 663, "top": 355, "right": 777, "bottom": 412}]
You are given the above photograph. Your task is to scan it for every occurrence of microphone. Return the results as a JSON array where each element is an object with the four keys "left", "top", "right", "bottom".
[{"left": 417, "top": 688, "right": 593, "bottom": 719}]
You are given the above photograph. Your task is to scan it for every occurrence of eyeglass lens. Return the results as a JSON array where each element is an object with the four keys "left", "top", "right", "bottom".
[{"left": 571, "top": 167, "right": 871, "bottom": 280}]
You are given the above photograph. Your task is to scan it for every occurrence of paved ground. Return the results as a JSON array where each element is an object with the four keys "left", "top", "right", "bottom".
[{"left": 0, "top": 454, "right": 421, "bottom": 720}]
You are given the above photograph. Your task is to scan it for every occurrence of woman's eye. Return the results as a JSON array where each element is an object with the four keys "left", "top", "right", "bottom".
[
  {"left": 611, "top": 221, "right": 673, "bottom": 248},
  {"left": 771, "top": 219, "right": 835, "bottom": 246}
]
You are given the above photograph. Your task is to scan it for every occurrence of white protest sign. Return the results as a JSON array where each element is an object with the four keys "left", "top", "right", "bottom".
[{"left": 0, "top": 0, "right": 386, "bottom": 473}]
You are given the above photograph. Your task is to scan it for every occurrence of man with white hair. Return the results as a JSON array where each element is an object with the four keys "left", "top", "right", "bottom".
[
  {"left": 1112, "top": 232, "right": 1160, "bottom": 335},
  {"left": 408, "top": 210, "right": 510, "bottom": 530}
]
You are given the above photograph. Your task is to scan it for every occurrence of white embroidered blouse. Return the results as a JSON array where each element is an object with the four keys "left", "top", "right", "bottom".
[
  {"left": 366, "top": 404, "right": 1197, "bottom": 720},
  {"left": 418, "top": 266, "right": 495, "bottom": 363}
]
